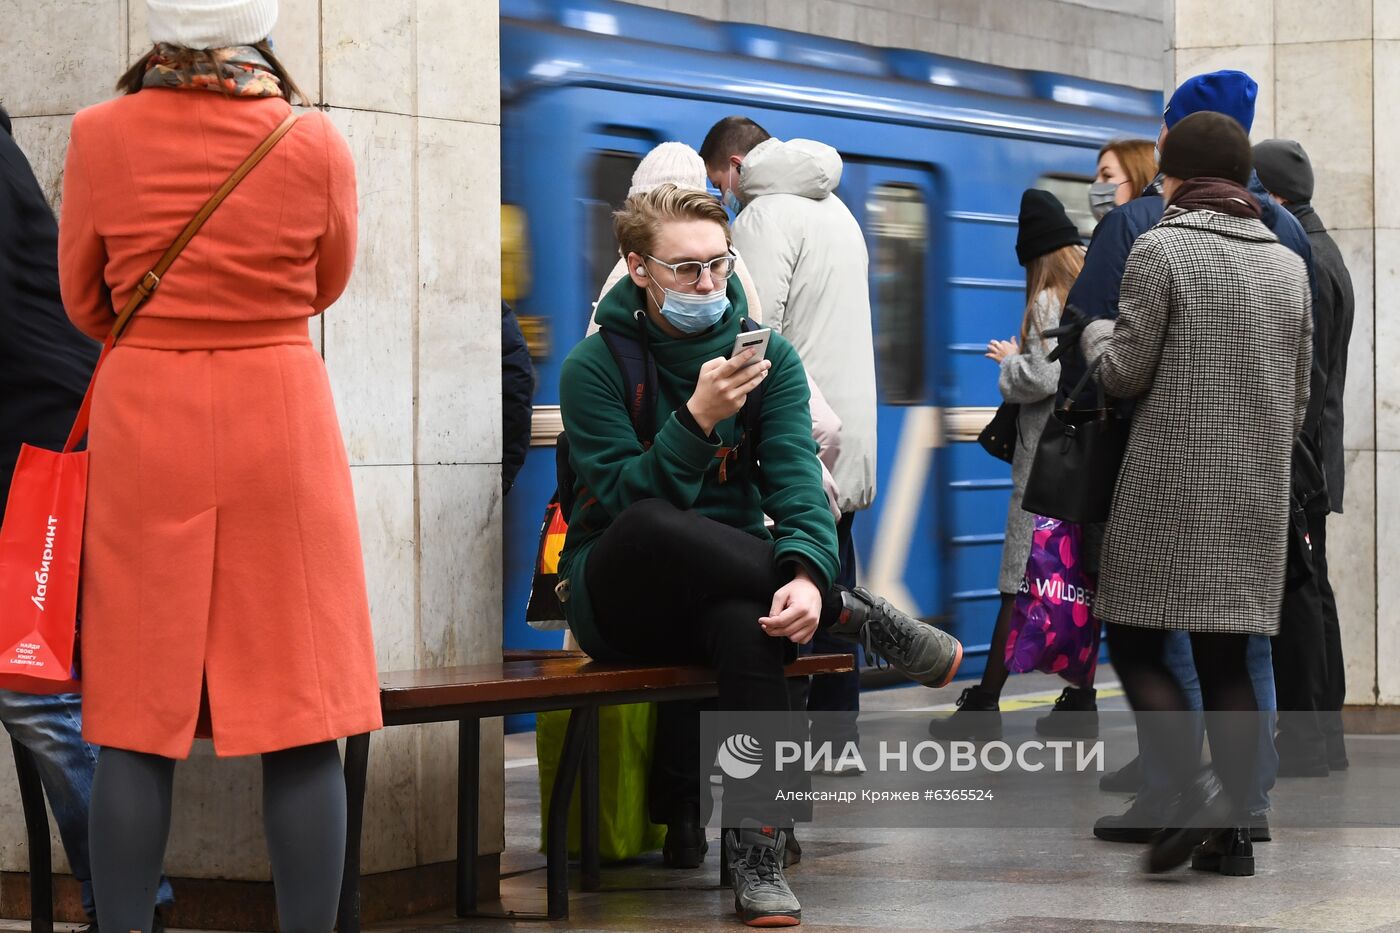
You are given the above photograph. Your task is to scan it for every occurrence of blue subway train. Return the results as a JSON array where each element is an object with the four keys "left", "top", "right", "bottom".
[{"left": 499, "top": 0, "right": 1162, "bottom": 689}]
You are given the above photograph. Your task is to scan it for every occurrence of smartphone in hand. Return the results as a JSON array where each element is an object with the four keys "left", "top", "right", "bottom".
[{"left": 731, "top": 327, "right": 771, "bottom": 368}]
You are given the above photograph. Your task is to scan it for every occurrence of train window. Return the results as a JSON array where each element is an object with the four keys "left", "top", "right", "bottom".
[
  {"left": 1036, "top": 174, "right": 1096, "bottom": 240},
  {"left": 866, "top": 184, "right": 927, "bottom": 405},
  {"left": 585, "top": 152, "right": 642, "bottom": 299}
]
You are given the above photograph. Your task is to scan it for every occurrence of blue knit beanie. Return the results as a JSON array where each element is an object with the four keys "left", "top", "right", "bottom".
[{"left": 1164, "top": 70, "right": 1258, "bottom": 133}]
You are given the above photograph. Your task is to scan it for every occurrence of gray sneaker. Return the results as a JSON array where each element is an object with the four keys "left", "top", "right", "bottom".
[
  {"left": 724, "top": 821, "right": 802, "bottom": 927},
  {"left": 837, "top": 587, "right": 963, "bottom": 688}
]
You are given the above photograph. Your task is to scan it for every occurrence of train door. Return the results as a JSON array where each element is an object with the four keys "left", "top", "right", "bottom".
[{"left": 838, "top": 161, "right": 947, "bottom": 629}]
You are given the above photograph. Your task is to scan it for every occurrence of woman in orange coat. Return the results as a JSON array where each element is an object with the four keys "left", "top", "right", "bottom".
[{"left": 58, "top": 2, "right": 380, "bottom": 928}]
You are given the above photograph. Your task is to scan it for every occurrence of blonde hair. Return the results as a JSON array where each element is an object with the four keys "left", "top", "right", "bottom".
[
  {"left": 613, "top": 183, "right": 731, "bottom": 262},
  {"left": 1098, "top": 138, "right": 1158, "bottom": 201},
  {"left": 1022, "top": 244, "right": 1086, "bottom": 346}
]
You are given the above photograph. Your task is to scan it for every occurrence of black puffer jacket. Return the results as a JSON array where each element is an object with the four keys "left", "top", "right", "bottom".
[
  {"left": 501, "top": 301, "right": 535, "bottom": 494},
  {"left": 0, "top": 106, "right": 100, "bottom": 522}
]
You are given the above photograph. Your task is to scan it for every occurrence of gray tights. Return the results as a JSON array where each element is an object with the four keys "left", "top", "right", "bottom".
[{"left": 90, "top": 741, "right": 346, "bottom": 933}]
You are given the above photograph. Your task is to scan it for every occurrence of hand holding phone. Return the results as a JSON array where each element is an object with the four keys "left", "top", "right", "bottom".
[{"left": 731, "top": 327, "right": 771, "bottom": 367}]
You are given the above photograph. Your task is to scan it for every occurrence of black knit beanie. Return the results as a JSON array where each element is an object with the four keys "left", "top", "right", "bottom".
[
  {"left": 1253, "top": 139, "right": 1314, "bottom": 204},
  {"left": 1016, "top": 189, "right": 1080, "bottom": 267},
  {"left": 1159, "top": 111, "right": 1252, "bottom": 186}
]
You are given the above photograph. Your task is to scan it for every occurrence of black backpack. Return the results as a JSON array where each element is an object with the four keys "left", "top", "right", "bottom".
[{"left": 524, "top": 318, "right": 766, "bottom": 627}]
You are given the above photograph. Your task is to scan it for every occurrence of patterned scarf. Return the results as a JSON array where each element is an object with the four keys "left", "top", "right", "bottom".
[
  {"left": 1165, "top": 176, "right": 1262, "bottom": 220},
  {"left": 141, "top": 43, "right": 284, "bottom": 98}
]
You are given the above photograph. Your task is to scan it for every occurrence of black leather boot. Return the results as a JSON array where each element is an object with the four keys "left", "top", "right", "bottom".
[
  {"left": 927, "top": 686, "right": 1002, "bottom": 741},
  {"left": 1190, "top": 826, "right": 1255, "bottom": 876},
  {"left": 1034, "top": 686, "right": 1099, "bottom": 738},
  {"left": 1146, "top": 770, "right": 1234, "bottom": 874}
]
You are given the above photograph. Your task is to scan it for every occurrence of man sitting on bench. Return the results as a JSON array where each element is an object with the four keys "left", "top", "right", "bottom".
[{"left": 556, "top": 184, "right": 962, "bottom": 927}]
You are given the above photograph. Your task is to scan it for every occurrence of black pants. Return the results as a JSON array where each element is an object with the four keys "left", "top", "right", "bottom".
[
  {"left": 1107, "top": 623, "right": 1258, "bottom": 819},
  {"left": 586, "top": 500, "right": 843, "bottom": 826},
  {"left": 1272, "top": 508, "right": 1331, "bottom": 765},
  {"left": 1312, "top": 516, "right": 1348, "bottom": 758}
]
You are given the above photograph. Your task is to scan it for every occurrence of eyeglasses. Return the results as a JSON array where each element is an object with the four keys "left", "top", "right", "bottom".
[{"left": 645, "top": 252, "right": 736, "bottom": 286}]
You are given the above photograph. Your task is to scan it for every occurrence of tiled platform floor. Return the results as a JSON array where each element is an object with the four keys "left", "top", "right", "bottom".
[{"left": 8, "top": 672, "right": 1398, "bottom": 932}]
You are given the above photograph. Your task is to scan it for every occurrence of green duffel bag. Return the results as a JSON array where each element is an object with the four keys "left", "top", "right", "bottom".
[{"left": 536, "top": 702, "right": 666, "bottom": 861}]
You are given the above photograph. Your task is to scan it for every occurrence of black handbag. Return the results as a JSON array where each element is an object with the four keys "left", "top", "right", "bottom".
[
  {"left": 1020, "top": 359, "right": 1130, "bottom": 524},
  {"left": 978, "top": 402, "right": 1020, "bottom": 464}
]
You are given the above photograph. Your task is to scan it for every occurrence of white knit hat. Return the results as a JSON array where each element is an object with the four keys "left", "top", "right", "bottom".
[
  {"left": 147, "top": 0, "right": 278, "bottom": 50},
  {"left": 628, "top": 142, "right": 708, "bottom": 197}
]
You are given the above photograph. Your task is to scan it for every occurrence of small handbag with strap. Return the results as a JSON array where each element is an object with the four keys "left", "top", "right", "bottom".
[
  {"left": 1020, "top": 358, "right": 1130, "bottom": 525},
  {"left": 978, "top": 402, "right": 1020, "bottom": 464},
  {"left": 0, "top": 112, "right": 298, "bottom": 694}
]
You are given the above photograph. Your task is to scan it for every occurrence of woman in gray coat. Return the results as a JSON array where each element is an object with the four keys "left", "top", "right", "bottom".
[
  {"left": 1083, "top": 113, "right": 1312, "bottom": 878},
  {"left": 931, "top": 190, "right": 1084, "bottom": 740}
]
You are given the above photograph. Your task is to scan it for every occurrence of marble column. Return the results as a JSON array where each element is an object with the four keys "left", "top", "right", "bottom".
[
  {"left": 1167, "top": 0, "right": 1389, "bottom": 703},
  {"left": 0, "top": 0, "right": 504, "bottom": 910}
]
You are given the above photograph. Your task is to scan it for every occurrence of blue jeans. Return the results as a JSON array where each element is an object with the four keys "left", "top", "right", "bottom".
[
  {"left": 0, "top": 691, "right": 174, "bottom": 917},
  {"left": 1138, "top": 632, "right": 1278, "bottom": 816}
]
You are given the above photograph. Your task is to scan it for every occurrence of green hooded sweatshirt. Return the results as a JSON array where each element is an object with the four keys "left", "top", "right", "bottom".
[{"left": 557, "top": 275, "right": 840, "bottom": 661}]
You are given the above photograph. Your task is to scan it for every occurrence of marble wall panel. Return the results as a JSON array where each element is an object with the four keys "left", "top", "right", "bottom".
[
  {"left": 322, "top": 0, "right": 414, "bottom": 114},
  {"left": 855, "top": 8, "right": 891, "bottom": 49},
  {"left": 670, "top": 0, "right": 727, "bottom": 19},
  {"left": 1171, "top": 44, "right": 1276, "bottom": 140},
  {"left": 810, "top": 0, "right": 861, "bottom": 42},
  {"left": 9, "top": 114, "right": 75, "bottom": 212},
  {"left": 417, "top": 0, "right": 499, "bottom": 125},
  {"left": 417, "top": 464, "right": 502, "bottom": 670},
  {"left": 361, "top": 723, "right": 419, "bottom": 874},
  {"left": 1376, "top": 228, "right": 1400, "bottom": 450},
  {"left": 1274, "top": 41, "right": 1374, "bottom": 232},
  {"left": 725, "top": 0, "right": 765, "bottom": 27},
  {"left": 1377, "top": 450, "right": 1400, "bottom": 703},
  {"left": 1328, "top": 228, "right": 1376, "bottom": 454},
  {"left": 349, "top": 465, "right": 419, "bottom": 673},
  {"left": 416, "top": 717, "right": 506, "bottom": 862},
  {"left": 0, "top": 0, "right": 122, "bottom": 117},
  {"left": 1170, "top": 0, "right": 1273, "bottom": 51},
  {"left": 416, "top": 118, "right": 502, "bottom": 466},
  {"left": 1375, "top": 42, "right": 1400, "bottom": 229},
  {"left": 1275, "top": 0, "right": 1373, "bottom": 44},
  {"left": 272, "top": 0, "right": 322, "bottom": 105},
  {"left": 1379, "top": 0, "right": 1400, "bottom": 39},
  {"left": 765, "top": 0, "right": 809, "bottom": 33},
  {"left": 323, "top": 108, "right": 416, "bottom": 467},
  {"left": 166, "top": 747, "right": 267, "bottom": 878}
]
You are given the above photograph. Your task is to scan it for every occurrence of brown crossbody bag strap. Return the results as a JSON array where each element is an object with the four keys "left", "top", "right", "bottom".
[{"left": 63, "top": 110, "right": 300, "bottom": 452}]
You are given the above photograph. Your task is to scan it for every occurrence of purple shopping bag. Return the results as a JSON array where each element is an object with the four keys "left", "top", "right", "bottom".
[{"left": 1005, "top": 515, "right": 1100, "bottom": 688}]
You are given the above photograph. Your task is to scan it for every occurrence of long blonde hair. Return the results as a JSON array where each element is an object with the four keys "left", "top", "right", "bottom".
[{"left": 1022, "top": 243, "right": 1085, "bottom": 346}]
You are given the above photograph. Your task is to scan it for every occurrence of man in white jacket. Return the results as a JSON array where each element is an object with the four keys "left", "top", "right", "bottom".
[{"left": 701, "top": 116, "right": 879, "bottom": 755}]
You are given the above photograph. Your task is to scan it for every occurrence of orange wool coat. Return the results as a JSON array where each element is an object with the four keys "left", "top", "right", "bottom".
[{"left": 59, "top": 89, "right": 382, "bottom": 758}]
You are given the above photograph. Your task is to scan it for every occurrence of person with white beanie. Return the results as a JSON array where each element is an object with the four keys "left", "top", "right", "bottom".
[{"left": 62, "top": 2, "right": 381, "bottom": 930}]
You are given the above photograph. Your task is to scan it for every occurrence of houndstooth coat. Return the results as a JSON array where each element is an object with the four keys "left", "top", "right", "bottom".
[{"left": 1090, "top": 209, "right": 1312, "bottom": 635}]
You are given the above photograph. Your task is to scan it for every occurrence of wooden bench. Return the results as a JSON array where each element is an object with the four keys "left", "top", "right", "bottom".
[
  {"left": 335, "top": 650, "right": 854, "bottom": 929},
  {"left": 10, "top": 650, "right": 853, "bottom": 930}
]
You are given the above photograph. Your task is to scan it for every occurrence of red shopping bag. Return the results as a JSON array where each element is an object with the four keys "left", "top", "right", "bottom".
[{"left": 0, "top": 443, "right": 88, "bottom": 693}]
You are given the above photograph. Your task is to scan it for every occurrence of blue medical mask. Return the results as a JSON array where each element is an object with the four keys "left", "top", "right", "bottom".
[
  {"left": 722, "top": 163, "right": 743, "bottom": 214},
  {"left": 651, "top": 283, "right": 731, "bottom": 334}
]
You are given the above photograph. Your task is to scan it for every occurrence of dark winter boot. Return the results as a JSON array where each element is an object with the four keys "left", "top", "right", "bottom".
[
  {"left": 1034, "top": 686, "right": 1099, "bottom": 739},
  {"left": 928, "top": 686, "right": 1002, "bottom": 741}
]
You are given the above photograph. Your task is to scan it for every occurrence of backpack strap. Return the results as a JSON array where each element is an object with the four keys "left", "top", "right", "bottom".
[{"left": 600, "top": 315, "right": 659, "bottom": 442}]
